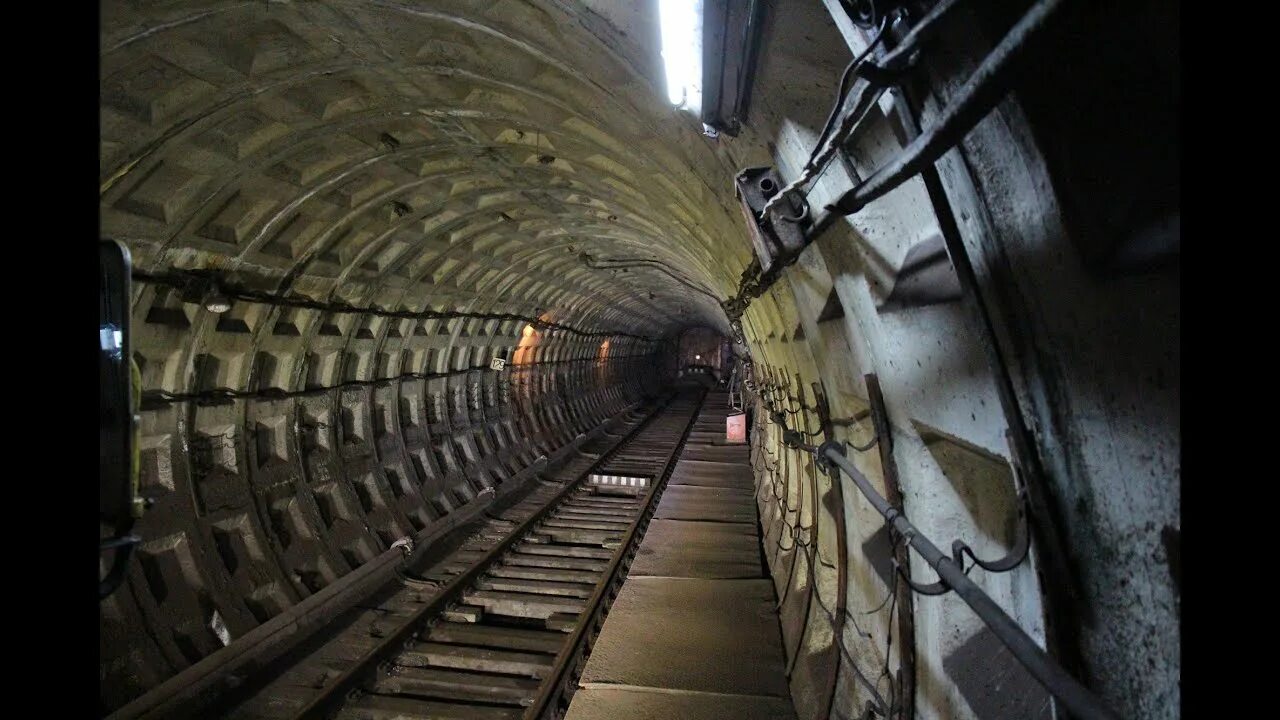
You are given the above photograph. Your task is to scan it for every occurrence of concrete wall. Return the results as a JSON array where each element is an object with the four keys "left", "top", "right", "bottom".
[
  {"left": 722, "top": 3, "right": 1179, "bottom": 719},
  {"left": 103, "top": 300, "right": 666, "bottom": 709},
  {"left": 97, "top": 1, "right": 722, "bottom": 707}
]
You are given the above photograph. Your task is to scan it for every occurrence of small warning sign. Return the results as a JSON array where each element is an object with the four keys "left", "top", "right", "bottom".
[{"left": 726, "top": 412, "right": 747, "bottom": 444}]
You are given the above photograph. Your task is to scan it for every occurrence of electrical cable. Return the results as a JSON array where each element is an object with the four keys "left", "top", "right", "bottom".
[
  {"left": 757, "top": 21, "right": 894, "bottom": 218},
  {"left": 579, "top": 254, "right": 723, "bottom": 304},
  {"left": 804, "top": 15, "right": 892, "bottom": 171},
  {"left": 729, "top": 0, "right": 976, "bottom": 324},
  {"left": 772, "top": 476, "right": 895, "bottom": 717},
  {"left": 141, "top": 354, "right": 651, "bottom": 407},
  {"left": 133, "top": 269, "right": 655, "bottom": 341}
]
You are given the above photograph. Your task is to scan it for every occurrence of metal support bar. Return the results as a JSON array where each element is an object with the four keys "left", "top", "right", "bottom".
[
  {"left": 782, "top": 377, "right": 819, "bottom": 676},
  {"left": 828, "top": 0, "right": 1066, "bottom": 217},
  {"left": 813, "top": 381, "right": 849, "bottom": 720},
  {"left": 820, "top": 446, "right": 1118, "bottom": 720},
  {"left": 864, "top": 374, "right": 915, "bottom": 719},
  {"left": 730, "top": 0, "right": 1066, "bottom": 319}
]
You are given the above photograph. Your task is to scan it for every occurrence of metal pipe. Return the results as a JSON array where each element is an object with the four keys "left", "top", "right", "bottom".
[
  {"left": 829, "top": 0, "right": 1066, "bottom": 217},
  {"left": 732, "top": 0, "right": 1065, "bottom": 316},
  {"left": 820, "top": 447, "right": 1119, "bottom": 720},
  {"left": 869, "top": 0, "right": 964, "bottom": 74}
]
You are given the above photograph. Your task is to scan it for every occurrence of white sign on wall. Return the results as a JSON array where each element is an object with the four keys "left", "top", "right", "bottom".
[{"left": 489, "top": 357, "right": 507, "bottom": 371}]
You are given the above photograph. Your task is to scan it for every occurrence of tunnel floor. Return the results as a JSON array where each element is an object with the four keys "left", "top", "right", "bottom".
[{"left": 566, "top": 389, "right": 794, "bottom": 720}]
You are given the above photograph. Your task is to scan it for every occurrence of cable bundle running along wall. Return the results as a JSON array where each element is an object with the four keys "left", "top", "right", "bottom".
[{"left": 133, "top": 269, "right": 659, "bottom": 342}]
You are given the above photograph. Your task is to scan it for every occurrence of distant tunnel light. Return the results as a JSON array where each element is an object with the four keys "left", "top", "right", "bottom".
[
  {"left": 659, "top": 0, "right": 704, "bottom": 114},
  {"left": 695, "top": 354, "right": 701, "bottom": 360}
]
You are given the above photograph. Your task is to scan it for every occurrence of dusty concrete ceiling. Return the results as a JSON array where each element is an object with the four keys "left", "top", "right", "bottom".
[{"left": 101, "top": 0, "right": 754, "bottom": 344}]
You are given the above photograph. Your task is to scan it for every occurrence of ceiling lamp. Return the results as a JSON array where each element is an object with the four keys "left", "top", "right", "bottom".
[{"left": 659, "top": 0, "right": 704, "bottom": 113}]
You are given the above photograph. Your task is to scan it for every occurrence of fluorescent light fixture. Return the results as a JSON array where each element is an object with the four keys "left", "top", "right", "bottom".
[
  {"left": 659, "top": 0, "right": 704, "bottom": 114},
  {"left": 100, "top": 326, "right": 123, "bottom": 359}
]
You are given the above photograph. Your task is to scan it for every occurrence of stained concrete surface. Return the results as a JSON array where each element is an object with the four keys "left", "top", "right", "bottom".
[
  {"left": 681, "top": 445, "right": 751, "bottom": 464},
  {"left": 942, "top": 626, "right": 1052, "bottom": 720},
  {"left": 631, "top": 519, "right": 762, "bottom": 578},
  {"left": 653, "top": 484, "right": 757, "bottom": 522},
  {"left": 636, "top": 465, "right": 762, "bottom": 578},
  {"left": 668, "top": 459, "right": 755, "bottom": 490},
  {"left": 578, "top": 576, "right": 789, "bottom": 696},
  {"left": 566, "top": 686, "right": 796, "bottom": 720},
  {"left": 567, "top": 400, "right": 793, "bottom": 718}
]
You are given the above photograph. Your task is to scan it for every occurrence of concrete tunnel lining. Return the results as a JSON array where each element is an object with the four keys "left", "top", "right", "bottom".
[
  {"left": 102, "top": 1, "right": 743, "bottom": 341},
  {"left": 99, "top": 2, "right": 1180, "bottom": 719},
  {"left": 100, "top": 3, "right": 758, "bottom": 712}
]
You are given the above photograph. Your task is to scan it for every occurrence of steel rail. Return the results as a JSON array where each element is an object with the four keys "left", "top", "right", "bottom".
[
  {"left": 526, "top": 387, "right": 707, "bottom": 718},
  {"left": 289, "top": 393, "right": 682, "bottom": 719}
]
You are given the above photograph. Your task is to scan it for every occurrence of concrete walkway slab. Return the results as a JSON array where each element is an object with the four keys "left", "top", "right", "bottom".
[
  {"left": 654, "top": 485, "right": 757, "bottom": 522},
  {"left": 669, "top": 460, "right": 755, "bottom": 490},
  {"left": 565, "top": 686, "right": 796, "bottom": 720},
  {"left": 578, "top": 577, "right": 789, "bottom": 697},
  {"left": 565, "top": 399, "right": 792, "bottom": 720},
  {"left": 681, "top": 445, "right": 750, "bottom": 464},
  {"left": 630, "top": 519, "right": 763, "bottom": 578}
]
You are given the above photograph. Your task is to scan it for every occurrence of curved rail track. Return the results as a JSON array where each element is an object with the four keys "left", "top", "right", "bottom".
[{"left": 193, "top": 386, "right": 707, "bottom": 720}]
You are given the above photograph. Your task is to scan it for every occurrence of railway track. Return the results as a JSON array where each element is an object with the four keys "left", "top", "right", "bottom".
[{"left": 215, "top": 386, "right": 707, "bottom": 720}]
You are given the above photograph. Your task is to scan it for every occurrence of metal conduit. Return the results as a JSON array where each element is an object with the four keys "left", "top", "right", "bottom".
[
  {"left": 803, "top": 0, "right": 1068, "bottom": 259},
  {"left": 819, "top": 446, "right": 1119, "bottom": 720}
]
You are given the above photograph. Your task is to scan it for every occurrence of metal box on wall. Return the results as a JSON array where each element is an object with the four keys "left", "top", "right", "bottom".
[{"left": 734, "top": 166, "right": 808, "bottom": 274}]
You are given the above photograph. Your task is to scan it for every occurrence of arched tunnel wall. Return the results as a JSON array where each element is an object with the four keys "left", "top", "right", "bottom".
[{"left": 100, "top": 2, "right": 1179, "bottom": 719}]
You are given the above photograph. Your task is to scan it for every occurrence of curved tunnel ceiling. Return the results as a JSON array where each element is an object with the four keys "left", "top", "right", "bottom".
[{"left": 101, "top": 0, "right": 751, "bottom": 344}]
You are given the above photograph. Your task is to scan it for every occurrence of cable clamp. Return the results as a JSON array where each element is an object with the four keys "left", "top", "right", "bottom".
[
  {"left": 782, "top": 428, "right": 804, "bottom": 449},
  {"left": 389, "top": 536, "right": 414, "bottom": 557},
  {"left": 815, "top": 439, "right": 845, "bottom": 475}
]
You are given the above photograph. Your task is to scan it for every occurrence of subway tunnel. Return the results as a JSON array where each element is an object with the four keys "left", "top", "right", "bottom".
[{"left": 99, "top": 2, "right": 1180, "bottom": 719}]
